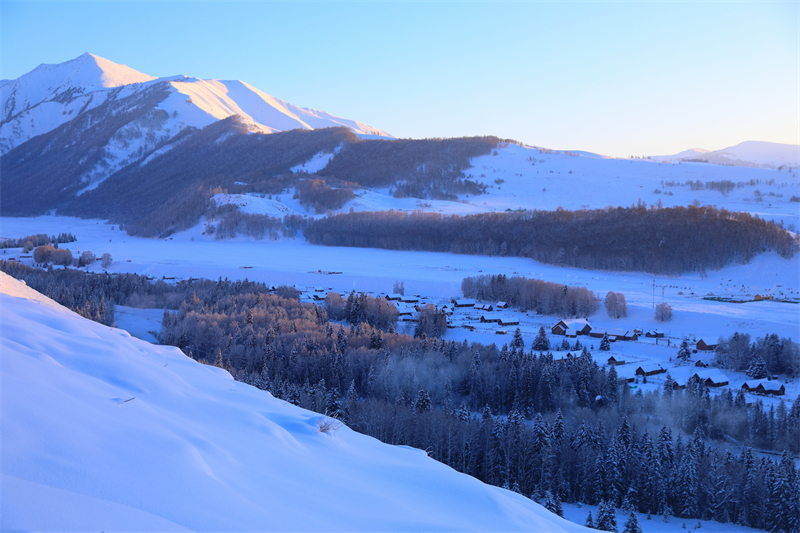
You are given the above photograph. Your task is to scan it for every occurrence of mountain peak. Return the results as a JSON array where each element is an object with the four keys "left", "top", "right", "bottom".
[{"left": 55, "top": 52, "right": 156, "bottom": 90}]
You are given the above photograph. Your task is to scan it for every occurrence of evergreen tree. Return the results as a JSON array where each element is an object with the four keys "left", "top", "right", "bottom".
[
  {"left": 585, "top": 511, "right": 595, "bottom": 529},
  {"left": 600, "top": 333, "right": 611, "bottom": 351},
  {"left": 511, "top": 327, "right": 525, "bottom": 349},
  {"left": 596, "top": 499, "right": 618, "bottom": 532},
  {"left": 622, "top": 512, "right": 642, "bottom": 533},
  {"left": 543, "top": 490, "right": 564, "bottom": 517},
  {"left": 747, "top": 357, "right": 769, "bottom": 379},
  {"left": 677, "top": 339, "right": 692, "bottom": 363},
  {"left": 533, "top": 326, "right": 550, "bottom": 352}
]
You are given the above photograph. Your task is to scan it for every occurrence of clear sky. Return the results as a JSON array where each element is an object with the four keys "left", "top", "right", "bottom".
[{"left": 1, "top": 1, "right": 798, "bottom": 157}]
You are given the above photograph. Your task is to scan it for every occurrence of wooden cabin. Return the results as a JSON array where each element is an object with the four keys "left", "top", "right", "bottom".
[
  {"left": 696, "top": 339, "right": 718, "bottom": 351},
  {"left": 693, "top": 370, "right": 729, "bottom": 388},
  {"left": 635, "top": 364, "right": 665, "bottom": 377},
  {"left": 607, "top": 355, "right": 626, "bottom": 366},
  {"left": 552, "top": 318, "right": 592, "bottom": 336},
  {"left": 742, "top": 379, "right": 786, "bottom": 396},
  {"left": 590, "top": 328, "right": 638, "bottom": 341}
]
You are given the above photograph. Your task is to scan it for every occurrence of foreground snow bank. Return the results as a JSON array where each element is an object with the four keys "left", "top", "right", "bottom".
[{"left": 0, "top": 272, "right": 587, "bottom": 532}]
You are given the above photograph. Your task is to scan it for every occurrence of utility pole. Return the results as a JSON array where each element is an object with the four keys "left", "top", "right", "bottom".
[{"left": 653, "top": 279, "right": 656, "bottom": 308}]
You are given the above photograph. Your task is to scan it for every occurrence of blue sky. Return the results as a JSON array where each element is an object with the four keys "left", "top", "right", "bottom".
[{"left": 2, "top": 1, "right": 797, "bottom": 157}]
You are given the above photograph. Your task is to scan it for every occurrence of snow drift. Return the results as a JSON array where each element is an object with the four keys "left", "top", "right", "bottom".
[{"left": 0, "top": 271, "right": 587, "bottom": 532}]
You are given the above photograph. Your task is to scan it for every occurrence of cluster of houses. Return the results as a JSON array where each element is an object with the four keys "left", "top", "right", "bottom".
[
  {"left": 449, "top": 299, "right": 519, "bottom": 330},
  {"left": 550, "top": 318, "right": 639, "bottom": 342}
]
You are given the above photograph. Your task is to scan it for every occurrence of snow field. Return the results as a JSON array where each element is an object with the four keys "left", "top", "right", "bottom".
[{"left": 1, "top": 215, "right": 797, "bottom": 344}]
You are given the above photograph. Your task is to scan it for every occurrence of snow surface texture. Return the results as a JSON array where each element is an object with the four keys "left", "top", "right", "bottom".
[
  {"left": 0, "top": 53, "right": 392, "bottom": 155},
  {"left": 0, "top": 271, "right": 591, "bottom": 532}
]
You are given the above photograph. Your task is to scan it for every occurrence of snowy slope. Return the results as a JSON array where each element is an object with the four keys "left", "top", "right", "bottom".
[
  {"left": 653, "top": 141, "right": 799, "bottom": 169},
  {"left": 0, "top": 271, "right": 588, "bottom": 532},
  {"left": 1, "top": 52, "right": 155, "bottom": 120},
  {"left": 1, "top": 53, "right": 392, "bottom": 156},
  {"left": 0, "top": 54, "right": 160, "bottom": 154}
]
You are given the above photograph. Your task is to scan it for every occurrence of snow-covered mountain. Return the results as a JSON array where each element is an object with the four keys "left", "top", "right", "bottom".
[
  {"left": 0, "top": 53, "right": 392, "bottom": 155},
  {"left": 653, "top": 141, "right": 799, "bottom": 169},
  {"left": 0, "top": 271, "right": 587, "bottom": 532}
]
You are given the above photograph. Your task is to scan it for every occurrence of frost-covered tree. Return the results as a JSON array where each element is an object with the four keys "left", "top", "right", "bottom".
[
  {"left": 600, "top": 333, "right": 611, "bottom": 351},
  {"left": 511, "top": 327, "right": 525, "bottom": 349},
  {"left": 596, "top": 499, "right": 618, "bottom": 532},
  {"left": 605, "top": 291, "right": 627, "bottom": 318},
  {"left": 392, "top": 280, "right": 405, "bottom": 296},
  {"left": 622, "top": 512, "right": 642, "bottom": 533},
  {"left": 655, "top": 302, "right": 672, "bottom": 322},
  {"left": 747, "top": 357, "right": 769, "bottom": 379},
  {"left": 542, "top": 490, "right": 564, "bottom": 518},
  {"left": 677, "top": 339, "right": 692, "bottom": 363},
  {"left": 533, "top": 326, "right": 550, "bottom": 352}
]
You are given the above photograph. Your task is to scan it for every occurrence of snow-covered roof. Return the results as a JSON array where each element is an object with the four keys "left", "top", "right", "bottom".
[
  {"left": 636, "top": 364, "right": 664, "bottom": 373},
  {"left": 743, "top": 379, "right": 783, "bottom": 390},
  {"left": 693, "top": 369, "right": 728, "bottom": 384},
  {"left": 593, "top": 328, "right": 633, "bottom": 337},
  {"left": 560, "top": 318, "right": 590, "bottom": 327}
]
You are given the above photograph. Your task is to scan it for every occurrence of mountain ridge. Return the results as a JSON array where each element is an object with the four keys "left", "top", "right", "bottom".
[{"left": 0, "top": 53, "right": 392, "bottom": 156}]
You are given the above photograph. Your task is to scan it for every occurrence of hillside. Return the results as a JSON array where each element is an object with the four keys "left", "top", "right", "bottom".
[{"left": 0, "top": 271, "right": 589, "bottom": 532}]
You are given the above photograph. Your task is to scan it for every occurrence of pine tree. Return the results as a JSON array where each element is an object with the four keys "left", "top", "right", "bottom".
[
  {"left": 662, "top": 503, "right": 672, "bottom": 523},
  {"left": 533, "top": 326, "right": 550, "bottom": 352},
  {"left": 585, "top": 511, "right": 595, "bottom": 529},
  {"left": 622, "top": 512, "right": 642, "bottom": 533},
  {"left": 747, "top": 357, "right": 769, "bottom": 379},
  {"left": 511, "top": 327, "right": 525, "bottom": 349},
  {"left": 600, "top": 333, "right": 611, "bottom": 351},
  {"left": 677, "top": 339, "right": 692, "bottom": 363},
  {"left": 543, "top": 490, "right": 563, "bottom": 517},
  {"left": 596, "top": 499, "right": 618, "bottom": 532}
]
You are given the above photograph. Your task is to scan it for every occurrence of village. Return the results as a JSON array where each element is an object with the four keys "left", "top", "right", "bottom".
[{"left": 290, "top": 285, "right": 794, "bottom": 408}]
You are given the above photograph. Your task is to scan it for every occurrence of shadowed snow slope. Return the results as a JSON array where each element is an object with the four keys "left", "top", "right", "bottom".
[{"left": 0, "top": 271, "right": 586, "bottom": 532}]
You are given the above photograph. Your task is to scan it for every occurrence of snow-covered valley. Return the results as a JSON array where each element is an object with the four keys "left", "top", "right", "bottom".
[{"left": 2, "top": 51, "right": 799, "bottom": 533}]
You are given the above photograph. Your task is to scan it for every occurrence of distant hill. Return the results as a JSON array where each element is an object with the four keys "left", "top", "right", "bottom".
[{"left": 652, "top": 141, "right": 799, "bottom": 169}]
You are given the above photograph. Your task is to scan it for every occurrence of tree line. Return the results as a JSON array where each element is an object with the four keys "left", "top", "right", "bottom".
[
  {"left": 304, "top": 204, "right": 797, "bottom": 275},
  {"left": 461, "top": 274, "right": 599, "bottom": 317},
  {"left": 714, "top": 332, "right": 800, "bottom": 377},
  {"left": 1, "top": 232, "right": 76, "bottom": 250}
]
